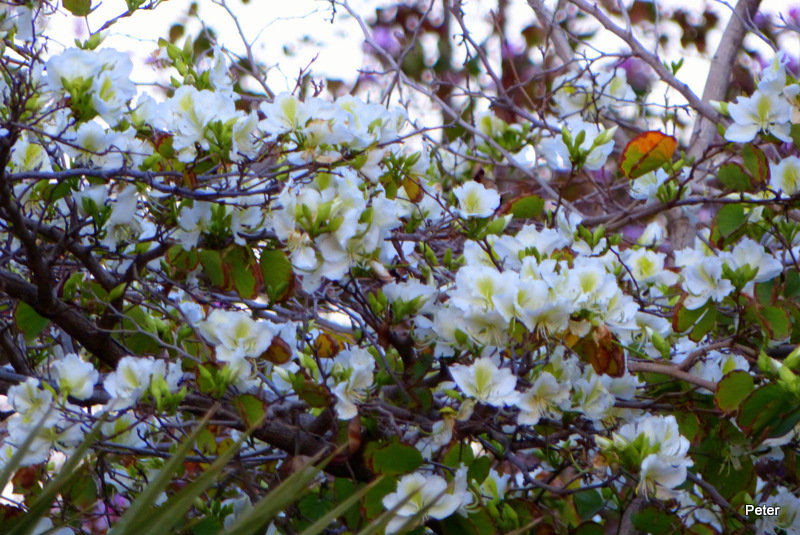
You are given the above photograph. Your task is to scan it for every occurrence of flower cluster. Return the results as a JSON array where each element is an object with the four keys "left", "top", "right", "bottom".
[{"left": 1, "top": 3, "right": 800, "bottom": 533}]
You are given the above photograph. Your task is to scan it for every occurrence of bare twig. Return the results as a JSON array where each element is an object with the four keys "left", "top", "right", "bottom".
[{"left": 628, "top": 360, "right": 717, "bottom": 392}]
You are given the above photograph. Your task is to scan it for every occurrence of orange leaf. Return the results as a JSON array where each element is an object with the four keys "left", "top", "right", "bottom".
[
  {"left": 620, "top": 131, "right": 677, "bottom": 179},
  {"left": 314, "top": 332, "right": 342, "bottom": 359},
  {"left": 575, "top": 324, "right": 626, "bottom": 377},
  {"left": 262, "top": 337, "right": 293, "bottom": 364}
]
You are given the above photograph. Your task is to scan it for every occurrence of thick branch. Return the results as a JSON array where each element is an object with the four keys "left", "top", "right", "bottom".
[
  {"left": 527, "top": 0, "right": 573, "bottom": 65},
  {"left": 628, "top": 360, "right": 717, "bottom": 392},
  {"left": 0, "top": 268, "right": 126, "bottom": 366},
  {"left": 689, "top": 0, "right": 761, "bottom": 160}
]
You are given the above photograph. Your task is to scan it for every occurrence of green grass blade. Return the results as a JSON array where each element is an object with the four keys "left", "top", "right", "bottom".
[
  {"left": 354, "top": 480, "right": 449, "bottom": 535},
  {"left": 298, "top": 477, "right": 383, "bottom": 535},
  {"left": 127, "top": 431, "right": 250, "bottom": 534},
  {"left": 108, "top": 406, "right": 218, "bottom": 535},
  {"left": 223, "top": 446, "right": 345, "bottom": 535},
  {"left": 0, "top": 408, "right": 52, "bottom": 494},
  {"left": 7, "top": 413, "right": 106, "bottom": 535}
]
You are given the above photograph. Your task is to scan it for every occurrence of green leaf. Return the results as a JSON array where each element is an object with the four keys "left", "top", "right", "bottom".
[
  {"left": 716, "top": 203, "right": 746, "bottom": 237},
  {"left": 108, "top": 282, "right": 127, "bottom": 302},
  {"left": 225, "top": 246, "right": 257, "bottom": 299},
  {"left": 509, "top": 195, "right": 544, "bottom": 219},
  {"left": 63, "top": 0, "right": 92, "bottom": 16},
  {"left": 126, "top": 0, "right": 146, "bottom": 12},
  {"left": 234, "top": 394, "right": 266, "bottom": 428},
  {"left": 761, "top": 305, "right": 790, "bottom": 340},
  {"left": 363, "top": 475, "right": 397, "bottom": 519},
  {"left": 198, "top": 249, "right": 225, "bottom": 287},
  {"left": 467, "top": 455, "right": 491, "bottom": 484},
  {"left": 693, "top": 420, "right": 755, "bottom": 500},
  {"left": 632, "top": 506, "right": 678, "bottom": 534},
  {"left": 718, "top": 162, "right": 752, "bottom": 192},
  {"left": 715, "top": 370, "right": 754, "bottom": 411},
  {"left": 370, "top": 442, "right": 423, "bottom": 476},
  {"left": 690, "top": 306, "right": 716, "bottom": 342},
  {"left": 166, "top": 245, "right": 199, "bottom": 274},
  {"left": 689, "top": 523, "right": 719, "bottom": 535},
  {"left": 738, "top": 384, "right": 800, "bottom": 443},
  {"left": 290, "top": 376, "right": 330, "bottom": 408},
  {"left": 441, "top": 513, "right": 484, "bottom": 535},
  {"left": 675, "top": 301, "right": 706, "bottom": 332},
  {"left": 792, "top": 124, "right": 800, "bottom": 149},
  {"left": 14, "top": 301, "right": 50, "bottom": 342},
  {"left": 260, "top": 249, "right": 293, "bottom": 303},
  {"left": 574, "top": 523, "right": 604, "bottom": 535},
  {"left": 573, "top": 490, "right": 603, "bottom": 520},
  {"left": 785, "top": 270, "right": 800, "bottom": 298},
  {"left": 62, "top": 272, "right": 84, "bottom": 301},
  {"left": 742, "top": 144, "right": 770, "bottom": 184},
  {"left": 443, "top": 441, "right": 475, "bottom": 468}
]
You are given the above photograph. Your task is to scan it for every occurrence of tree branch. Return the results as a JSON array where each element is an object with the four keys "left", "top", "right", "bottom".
[
  {"left": 628, "top": 360, "right": 717, "bottom": 392},
  {"left": 689, "top": 0, "right": 761, "bottom": 159},
  {"left": 568, "top": 0, "right": 723, "bottom": 123},
  {"left": 527, "top": 0, "right": 573, "bottom": 66},
  {"left": 0, "top": 267, "right": 127, "bottom": 366}
]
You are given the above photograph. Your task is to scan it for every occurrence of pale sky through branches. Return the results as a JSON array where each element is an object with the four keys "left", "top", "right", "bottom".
[{"left": 48, "top": 0, "right": 800, "bottom": 101}]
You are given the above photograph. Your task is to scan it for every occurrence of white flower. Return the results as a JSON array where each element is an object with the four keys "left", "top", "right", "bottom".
[
  {"left": 770, "top": 156, "right": 800, "bottom": 196},
  {"left": 609, "top": 415, "right": 692, "bottom": 498},
  {"left": 480, "top": 468, "right": 511, "bottom": 503},
  {"left": 102, "top": 412, "right": 148, "bottom": 448},
  {"left": 724, "top": 237, "right": 783, "bottom": 283},
  {"left": 259, "top": 92, "right": 309, "bottom": 135},
  {"left": 639, "top": 453, "right": 689, "bottom": 498},
  {"left": 382, "top": 472, "right": 463, "bottom": 533},
  {"left": 32, "top": 517, "right": 74, "bottom": 535},
  {"left": 449, "top": 357, "right": 518, "bottom": 407},
  {"left": 175, "top": 201, "right": 213, "bottom": 249},
  {"left": 758, "top": 52, "right": 790, "bottom": 93},
  {"left": 573, "top": 374, "right": 614, "bottom": 421},
  {"left": 198, "top": 309, "right": 275, "bottom": 362},
  {"left": 91, "top": 69, "right": 135, "bottom": 124},
  {"left": 50, "top": 353, "right": 99, "bottom": 400},
  {"left": 756, "top": 486, "right": 800, "bottom": 534},
  {"left": 102, "top": 185, "right": 142, "bottom": 249},
  {"left": 553, "top": 70, "right": 635, "bottom": 116},
  {"left": 680, "top": 256, "right": 734, "bottom": 309},
  {"left": 10, "top": 138, "right": 52, "bottom": 172},
  {"left": 7, "top": 378, "right": 53, "bottom": 422},
  {"left": 725, "top": 89, "right": 792, "bottom": 143},
  {"left": 623, "top": 248, "right": 679, "bottom": 287},
  {"left": 630, "top": 169, "right": 668, "bottom": 200},
  {"left": 450, "top": 265, "right": 516, "bottom": 312},
  {"left": 416, "top": 418, "right": 455, "bottom": 459},
  {"left": 45, "top": 48, "right": 101, "bottom": 91},
  {"left": 518, "top": 371, "right": 569, "bottom": 426},
  {"left": 230, "top": 111, "right": 259, "bottom": 161},
  {"left": 452, "top": 181, "right": 500, "bottom": 218},
  {"left": 167, "top": 86, "right": 239, "bottom": 162},
  {"left": 104, "top": 356, "right": 160, "bottom": 408},
  {"left": 330, "top": 348, "right": 375, "bottom": 419}
]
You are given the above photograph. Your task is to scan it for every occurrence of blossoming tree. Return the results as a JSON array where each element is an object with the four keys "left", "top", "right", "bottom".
[{"left": 1, "top": 0, "right": 800, "bottom": 533}]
